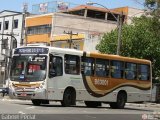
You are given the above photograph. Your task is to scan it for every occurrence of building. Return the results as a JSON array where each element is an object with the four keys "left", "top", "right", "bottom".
[
  {"left": 52, "top": 33, "right": 85, "bottom": 50},
  {"left": 26, "top": 13, "right": 52, "bottom": 45},
  {"left": 112, "top": 6, "right": 145, "bottom": 24},
  {"left": 25, "top": 5, "right": 145, "bottom": 52},
  {"left": 26, "top": 5, "right": 125, "bottom": 51},
  {"left": 0, "top": 10, "right": 25, "bottom": 86}
]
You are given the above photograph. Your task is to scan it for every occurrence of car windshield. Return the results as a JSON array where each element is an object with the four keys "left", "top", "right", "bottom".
[{"left": 10, "top": 55, "right": 47, "bottom": 82}]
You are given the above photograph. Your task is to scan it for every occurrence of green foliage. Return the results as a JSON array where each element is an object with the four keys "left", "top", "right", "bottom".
[
  {"left": 145, "top": 0, "right": 160, "bottom": 17},
  {"left": 96, "top": 16, "right": 160, "bottom": 82},
  {"left": 145, "top": 0, "right": 157, "bottom": 8}
]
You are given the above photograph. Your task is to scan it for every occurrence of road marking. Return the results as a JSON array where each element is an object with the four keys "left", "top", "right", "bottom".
[
  {"left": 86, "top": 115, "right": 97, "bottom": 119},
  {"left": 0, "top": 98, "right": 30, "bottom": 102},
  {"left": 25, "top": 106, "right": 35, "bottom": 109}
]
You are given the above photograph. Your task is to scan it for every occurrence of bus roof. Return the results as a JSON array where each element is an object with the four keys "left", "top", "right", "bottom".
[
  {"left": 89, "top": 52, "right": 151, "bottom": 64},
  {"left": 14, "top": 46, "right": 151, "bottom": 64}
]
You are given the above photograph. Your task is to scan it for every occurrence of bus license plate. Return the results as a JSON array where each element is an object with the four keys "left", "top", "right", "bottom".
[{"left": 20, "top": 93, "right": 27, "bottom": 96}]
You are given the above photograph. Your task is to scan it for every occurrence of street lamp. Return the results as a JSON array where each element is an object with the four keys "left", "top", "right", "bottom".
[{"left": 86, "top": 2, "right": 123, "bottom": 55}]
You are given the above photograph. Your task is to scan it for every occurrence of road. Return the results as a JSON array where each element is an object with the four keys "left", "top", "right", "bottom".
[{"left": 0, "top": 98, "right": 159, "bottom": 120}]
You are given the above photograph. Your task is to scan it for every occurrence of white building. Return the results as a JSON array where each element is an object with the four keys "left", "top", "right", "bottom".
[
  {"left": 0, "top": 10, "right": 24, "bottom": 86},
  {"left": 111, "top": 6, "right": 145, "bottom": 24}
]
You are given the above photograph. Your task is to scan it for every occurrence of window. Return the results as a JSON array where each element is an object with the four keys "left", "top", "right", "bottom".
[
  {"left": 95, "top": 59, "right": 109, "bottom": 77},
  {"left": 82, "top": 57, "right": 95, "bottom": 76},
  {"left": 87, "top": 10, "right": 105, "bottom": 20},
  {"left": 49, "top": 55, "right": 63, "bottom": 77},
  {"left": 65, "top": 55, "right": 80, "bottom": 75},
  {"left": 138, "top": 64, "right": 150, "bottom": 81},
  {"left": 13, "top": 19, "right": 18, "bottom": 29},
  {"left": 11, "top": 55, "right": 47, "bottom": 81},
  {"left": 125, "top": 63, "right": 137, "bottom": 80},
  {"left": 111, "top": 61, "right": 124, "bottom": 79},
  {"left": 0, "top": 22, "right": 2, "bottom": 30},
  {"left": 4, "top": 21, "right": 9, "bottom": 30},
  {"left": 27, "top": 24, "right": 51, "bottom": 35}
]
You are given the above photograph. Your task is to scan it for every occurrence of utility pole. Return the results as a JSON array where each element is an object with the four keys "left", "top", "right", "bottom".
[
  {"left": 21, "top": 3, "right": 28, "bottom": 46},
  {"left": 117, "top": 12, "right": 123, "bottom": 55},
  {"left": 86, "top": 2, "right": 123, "bottom": 55},
  {"left": 64, "top": 31, "right": 78, "bottom": 48}
]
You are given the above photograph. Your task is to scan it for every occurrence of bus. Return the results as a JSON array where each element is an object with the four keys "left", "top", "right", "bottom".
[{"left": 9, "top": 46, "right": 152, "bottom": 109}]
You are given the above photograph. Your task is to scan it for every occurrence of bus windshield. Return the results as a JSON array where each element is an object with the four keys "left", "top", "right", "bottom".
[{"left": 10, "top": 55, "right": 47, "bottom": 82}]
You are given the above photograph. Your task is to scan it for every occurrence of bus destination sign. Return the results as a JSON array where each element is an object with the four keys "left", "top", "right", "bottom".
[{"left": 14, "top": 47, "right": 49, "bottom": 54}]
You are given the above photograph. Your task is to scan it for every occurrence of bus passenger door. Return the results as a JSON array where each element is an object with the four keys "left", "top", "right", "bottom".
[{"left": 47, "top": 54, "right": 63, "bottom": 100}]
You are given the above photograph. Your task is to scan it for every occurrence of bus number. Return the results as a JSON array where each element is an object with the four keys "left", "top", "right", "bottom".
[{"left": 94, "top": 79, "right": 108, "bottom": 86}]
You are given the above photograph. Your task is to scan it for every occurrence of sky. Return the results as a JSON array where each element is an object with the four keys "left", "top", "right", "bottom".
[{"left": 0, "top": 0, "right": 145, "bottom": 12}]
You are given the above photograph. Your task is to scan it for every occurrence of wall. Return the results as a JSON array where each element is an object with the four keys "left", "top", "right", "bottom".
[
  {"left": 26, "top": 14, "right": 52, "bottom": 44},
  {"left": 127, "top": 7, "right": 144, "bottom": 24},
  {"left": 51, "top": 13, "right": 117, "bottom": 35},
  {"left": 112, "top": 7, "right": 144, "bottom": 24},
  {"left": 51, "top": 33, "right": 85, "bottom": 50},
  {"left": 50, "top": 13, "right": 117, "bottom": 52}
]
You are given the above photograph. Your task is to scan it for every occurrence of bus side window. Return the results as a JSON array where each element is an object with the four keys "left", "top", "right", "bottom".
[
  {"left": 49, "top": 54, "right": 63, "bottom": 78},
  {"left": 64, "top": 54, "right": 80, "bottom": 75},
  {"left": 138, "top": 64, "right": 150, "bottom": 81},
  {"left": 95, "top": 59, "right": 109, "bottom": 77},
  {"left": 111, "top": 60, "right": 124, "bottom": 79},
  {"left": 125, "top": 63, "right": 137, "bottom": 80},
  {"left": 82, "top": 57, "right": 94, "bottom": 76}
]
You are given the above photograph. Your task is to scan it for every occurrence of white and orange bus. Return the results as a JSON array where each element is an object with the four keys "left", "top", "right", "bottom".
[{"left": 9, "top": 46, "right": 152, "bottom": 109}]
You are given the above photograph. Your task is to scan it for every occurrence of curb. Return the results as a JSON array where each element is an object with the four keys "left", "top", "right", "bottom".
[{"left": 126, "top": 103, "right": 160, "bottom": 108}]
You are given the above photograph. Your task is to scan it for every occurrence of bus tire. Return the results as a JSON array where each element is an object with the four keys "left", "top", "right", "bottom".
[
  {"left": 32, "top": 99, "right": 41, "bottom": 106},
  {"left": 61, "top": 88, "right": 76, "bottom": 107},
  {"left": 84, "top": 101, "right": 101, "bottom": 108},
  {"left": 110, "top": 92, "right": 127, "bottom": 109}
]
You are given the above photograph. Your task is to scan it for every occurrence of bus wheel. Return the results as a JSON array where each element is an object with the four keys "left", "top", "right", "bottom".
[
  {"left": 61, "top": 89, "right": 76, "bottom": 107},
  {"left": 84, "top": 101, "right": 101, "bottom": 108},
  {"left": 110, "top": 92, "right": 127, "bottom": 109},
  {"left": 31, "top": 99, "right": 41, "bottom": 106}
]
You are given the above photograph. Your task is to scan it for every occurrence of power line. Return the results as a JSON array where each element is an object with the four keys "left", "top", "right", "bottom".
[{"left": 131, "top": 0, "right": 145, "bottom": 7}]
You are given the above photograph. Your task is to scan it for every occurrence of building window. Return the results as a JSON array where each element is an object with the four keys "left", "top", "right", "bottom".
[
  {"left": 13, "top": 19, "right": 18, "bottom": 29},
  {"left": 65, "top": 54, "right": 80, "bottom": 75},
  {"left": 4, "top": 21, "right": 9, "bottom": 30},
  {"left": 87, "top": 10, "right": 105, "bottom": 20},
  {"left": 27, "top": 24, "right": 51, "bottom": 35},
  {"left": 0, "top": 22, "right": 1, "bottom": 30}
]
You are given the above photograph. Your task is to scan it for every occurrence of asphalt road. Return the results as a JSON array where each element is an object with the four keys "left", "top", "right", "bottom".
[{"left": 0, "top": 98, "right": 159, "bottom": 120}]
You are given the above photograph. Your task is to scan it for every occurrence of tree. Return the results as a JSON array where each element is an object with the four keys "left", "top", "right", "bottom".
[
  {"left": 96, "top": 16, "right": 160, "bottom": 82},
  {"left": 145, "top": 0, "right": 160, "bottom": 16}
]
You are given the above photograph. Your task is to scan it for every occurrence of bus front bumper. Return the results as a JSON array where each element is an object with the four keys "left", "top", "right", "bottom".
[{"left": 10, "top": 88, "right": 47, "bottom": 100}]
